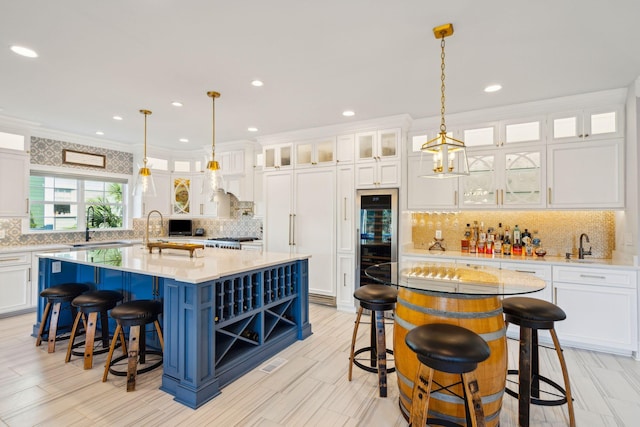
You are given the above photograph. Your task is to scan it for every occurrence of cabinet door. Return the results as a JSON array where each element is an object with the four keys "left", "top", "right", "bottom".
[
  {"left": 550, "top": 106, "right": 623, "bottom": 142},
  {"left": 407, "top": 156, "right": 458, "bottom": 210},
  {"left": 264, "top": 171, "right": 293, "bottom": 254},
  {"left": 336, "top": 254, "right": 355, "bottom": 311},
  {"left": 336, "top": 134, "right": 355, "bottom": 163},
  {"left": 294, "top": 168, "right": 336, "bottom": 297},
  {"left": 0, "top": 151, "right": 29, "bottom": 217},
  {"left": 142, "top": 171, "right": 171, "bottom": 216},
  {"left": 378, "top": 129, "right": 400, "bottom": 160},
  {"left": 356, "top": 131, "right": 376, "bottom": 162},
  {"left": 460, "top": 151, "right": 497, "bottom": 208},
  {"left": 337, "top": 165, "right": 354, "bottom": 252},
  {"left": 554, "top": 282, "right": 637, "bottom": 352},
  {"left": 502, "top": 148, "right": 544, "bottom": 208},
  {"left": 0, "top": 263, "right": 31, "bottom": 315},
  {"left": 547, "top": 138, "right": 623, "bottom": 208}
]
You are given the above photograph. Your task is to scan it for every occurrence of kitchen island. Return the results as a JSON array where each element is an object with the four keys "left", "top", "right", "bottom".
[{"left": 36, "top": 245, "right": 312, "bottom": 408}]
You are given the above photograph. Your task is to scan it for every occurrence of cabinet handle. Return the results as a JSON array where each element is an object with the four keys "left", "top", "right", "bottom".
[
  {"left": 343, "top": 273, "right": 347, "bottom": 287},
  {"left": 200, "top": 203, "right": 203, "bottom": 215},
  {"left": 288, "top": 214, "right": 293, "bottom": 246},
  {"left": 579, "top": 274, "right": 606, "bottom": 280},
  {"left": 94, "top": 267, "right": 100, "bottom": 285},
  {"left": 26, "top": 198, "right": 30, "bottom": 214},
  {"left": 547, "top": 187, "right": 552, "bottom": 204},
  {"left": 496, "top": 190, "right": 499, "bottom": 206},
  {"left": 28, "top": 267, "right": 32, "bottom": 283},
  {"left": 0, "top": 257, "right": 21, "bottom": 262},
  {"left": 554, "top": 287, "right": 557, "bottom": 304},
  {"left": 291, "top": 214, "right": 296, "bottom": 246},
  {"left": 454, "top": 190, "right": 458, "bottom": 205},
  {"left": 515, "top": 269, "right": 536, "bottom": 274},
  {"left": 501, "top": 189, "right": 504, "bottom": 205},
  {"left": 343, "top": 197, "right": 347, "bottom": 221}
]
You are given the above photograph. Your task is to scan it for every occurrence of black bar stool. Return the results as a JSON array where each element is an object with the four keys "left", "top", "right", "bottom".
[
  {"left": 405, "top": 323, "right": 490, "bottom": 427},
  {"left": 502, "top": 297, "right": 576, "bottom": 427},
  {"left": 348, "top": 284, "right": 397, "bottom": 397},
  {"left": 36, "top": 283, "right": 90, "bottom": 353},
  {"left": 65, "top": 290, "right": 124, "bottom": 369},
  {"left": 102, "top": 299, "right": 164, "bottom": 392}
]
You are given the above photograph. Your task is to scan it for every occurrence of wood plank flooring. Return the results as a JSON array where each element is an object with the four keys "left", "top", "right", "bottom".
[{"left": 1, "top": 304, "right": 640, "bottom": 426}]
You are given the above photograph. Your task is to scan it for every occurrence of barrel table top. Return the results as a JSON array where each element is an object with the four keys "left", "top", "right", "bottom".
[{"left": 365, "top": 261, "right": 545, "bottom": 296}]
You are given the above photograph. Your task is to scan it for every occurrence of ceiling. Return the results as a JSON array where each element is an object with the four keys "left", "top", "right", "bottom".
[{"left": 2, "top": 1, "right": 640, "bottom": 152}]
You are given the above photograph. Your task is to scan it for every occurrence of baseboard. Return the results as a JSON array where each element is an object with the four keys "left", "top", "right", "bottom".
[{"left": 309, "top": 293, "right": 336, "bottom": 307}]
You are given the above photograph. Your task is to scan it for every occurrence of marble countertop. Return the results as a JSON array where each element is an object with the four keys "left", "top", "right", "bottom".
[
  {"left": 402, "top": 248, "right": 638, "bottom": 269},
  {"left": 37, "top": 245, "right": 308, "bottom": 284}
]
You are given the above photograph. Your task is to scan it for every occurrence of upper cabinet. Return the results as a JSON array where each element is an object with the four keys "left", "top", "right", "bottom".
[
  {"left": 549, "top": 106, "right": 623, "bottom": 143},
  {"left": 336, "top": 134, "right": 355, "bottom": 164},
  {"left": 457, "top": 117, "right": 546, "bottom": 149},
  {"left": 141, "top": 171, "right": 171, "bottom": 216},
  {"left": 263, "top": 143, "right": 293, "bottom": 170},
  {"left": 407, "top": 155, "right": 458, "bottom": 210},
  {"left": 0, "top": 150, "right": 30, "bottom": 217},
  {"left": 356, "top": 129, "right": 400, "bottom": 162},
  {"left": 295, "top": 137, "right": 335, "bottom": 168},
  {"left": 218, "top": 150, "right": 245, "bottom": 175}
]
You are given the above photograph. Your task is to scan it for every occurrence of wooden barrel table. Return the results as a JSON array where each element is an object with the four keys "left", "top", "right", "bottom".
[
  {"left": 394, "top": 288, "right": 506, "bottom": 426},
  {"left": 364, "top": 262, "right": 545, "bottom": 427}
]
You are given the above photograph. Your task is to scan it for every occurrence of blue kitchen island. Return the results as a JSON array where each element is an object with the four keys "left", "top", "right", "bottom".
[{"left": 36, "top": 245, "right": 312, "bottom": 408}]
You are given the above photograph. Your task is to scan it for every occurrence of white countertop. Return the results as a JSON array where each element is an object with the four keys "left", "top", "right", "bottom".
[
  {"left": 402, "top": 248, "right": 638, "bottom": 269},
  {"left": 37, "top": 245, "right": 309, "bottom": 284}
]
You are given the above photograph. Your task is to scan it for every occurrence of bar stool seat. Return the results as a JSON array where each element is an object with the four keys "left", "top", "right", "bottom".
[
  {"left": 102, "top": 299, "right": 164, "bottom": 392},
  {"left": 502, "top": 297, "right": 576, "bottom": 427},
  {"left": 405, "top": 323, "right": 490, "bottom": 427},
  {"left": 348, "top": 284, "right": 397, "bottom": 397},
  {"left": 36, "top": 283, "right": 90, "bottom": 353},
  {"left": 65, "top": 290, "right": 124, "bottom": 369}
]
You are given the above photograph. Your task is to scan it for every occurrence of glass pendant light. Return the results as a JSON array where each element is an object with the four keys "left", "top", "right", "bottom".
[
  {"left": 204, "top": 91, "right": 225, "bottom": 201},
  {"left": 132, "top": 109, "right": 157, "bottom": 196},
  {"left": 420, "top": 23, "right": 469, "bottom": 178}
]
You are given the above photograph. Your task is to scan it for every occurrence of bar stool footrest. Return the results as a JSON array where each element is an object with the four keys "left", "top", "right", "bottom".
[
  {"left": 352, "top": 346, "right": 395, "bottom": 374},
  {"left": 506, "top": 369, "right": 569, "bottom": 406},
  {"left": 70, "top": 337, "right": 119, "bottom": 357},
  {"left": 108, "top": 351, "right": 163, "bottom": 376}
]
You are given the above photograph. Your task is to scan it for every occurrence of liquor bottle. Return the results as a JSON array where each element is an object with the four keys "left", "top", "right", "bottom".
[
  {"left": 461, "top": 223, "right": 471, "bottom": 253},
  {"left": 470, "top": 221, "right": 478, "bottom": 253},
  {"left": 494, "top": 224, "right": 502, "bottom": 255},
  {"left": 522, "top": 229, "right": 533, "bottom": 256},
  {"left": 502, "top": 226, "right": 511, "bottom": 256},
  {"left": 513, "top": 224, "right": 521, "bottom": 245},
  {"left": 478, "top": 222, "right": 487, "bottom": 253}
]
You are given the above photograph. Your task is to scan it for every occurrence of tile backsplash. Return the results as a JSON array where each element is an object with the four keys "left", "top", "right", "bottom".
[{"left": 411, "top": 211, "right": 614, "bottom": 258}]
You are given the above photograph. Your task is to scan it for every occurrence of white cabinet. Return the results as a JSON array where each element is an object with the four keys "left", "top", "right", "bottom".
[
  {"left": 336, "top": 254, "right": 355, "bottom": 312},
  {"left": 355, "top": 160, "right": 400, "bottom": 188},
  {"left": 356, "top": 128, "right": 400, "bottom": 162},
  {"left": 457, "top": 117, "right": 545, "bottom": 149},
  {"left": 461, "top": 146, "right": 545, "bottom": 209},
  {"left": 550, "top": 106, "right": 623, "bottom": 143},
  {"left": 295, "top": 137, "right": 335, "bottom": 168},
  {"left": 552, "top": 265, "right": 637, "bottom": 354},
  {"left": 218, "top": 150, "right": 245, "bottom": 175},
  {"left": 500, "top": 262, "right": 552, "bottom": 302},
  {"left": 547, "top": 138, "right": 623, "bottom": 209},
  {"left": 336, "top": 134, "right": 355, "bottom": 164},
  {"left": 264, "top": 168, "right": 336, "bottom": 298},
  {"left": 0, "top": 252, "right": 32, "bottom": 316},
  {"left": 407, "top": 155, "right": 458, "bottom": 210},
  {"left": 0, "top": 150, "right": 30, "bottom": 217},
  {"left": 141, "top": 171, "right": 171, "bottom": 216},
  {"left": 263, "top": 143, "right": 293, "bottom": 170},
  {"left": 337, "top": 165, "right": 355, "bottom": 252}
]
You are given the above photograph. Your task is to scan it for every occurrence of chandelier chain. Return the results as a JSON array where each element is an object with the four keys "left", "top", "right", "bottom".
[{"left": 440, "top": 34, "right": 447, "bottom": 133}]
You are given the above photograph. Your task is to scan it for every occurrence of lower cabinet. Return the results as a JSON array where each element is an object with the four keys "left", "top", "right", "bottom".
[
  {"left": 336, "top": 254, "right": 355, "bottom": 312},
  {"left": 0, "top": 252, "right": 32, "bottom": 316},
  {"left": 552, "top": 265, "right": 637, "bottom": 355}
]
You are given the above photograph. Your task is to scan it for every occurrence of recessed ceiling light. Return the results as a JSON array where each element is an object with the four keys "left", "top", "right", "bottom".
[
  {"left": 171, "top": 101, "right": 183, "bottom": 107},
  {"left": 10, "top": 45, "right": 38, "bottom": 58},
  {"left": 248, "top": 127, "right": 258, "bottom": 132},
  {"left": 484, "top": 84, "right": 502, "bottom": 93},
  {"left": 342, "top": 110, "right": 355, "bottom": 117},
  {"left": 179, "top": 138, "right": 189, "bottom": 143},
  {"left": 112, "top": 115, "right": 123, "bottom": 121},
  {"left": 251, "top": 80, "right": 264, "bottom": 87},
  {"left": 95, "top": 131, "right": 104, "bottom": 136}
]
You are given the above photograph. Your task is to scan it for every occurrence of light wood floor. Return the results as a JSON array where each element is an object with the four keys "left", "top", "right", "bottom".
[{"left": 1, "top": 304, "right": 640, "bottom": 426}]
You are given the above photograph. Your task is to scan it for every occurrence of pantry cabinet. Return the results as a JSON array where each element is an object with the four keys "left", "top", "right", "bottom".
[{"left": 547, "top": 138, "right": 624, "bottom": 209}]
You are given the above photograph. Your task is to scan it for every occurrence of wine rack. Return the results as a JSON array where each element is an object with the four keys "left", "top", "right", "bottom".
[{"left": 214, "top": 262, "right": 299, "bottom": 371}]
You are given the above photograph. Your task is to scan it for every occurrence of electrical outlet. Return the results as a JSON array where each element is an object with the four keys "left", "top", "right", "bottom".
[
  {"left": 52, "top": 261, "right": 61, "bottom": 273},
  {"left": 0, "top": 229, "right": 5, "bottom": 239}
]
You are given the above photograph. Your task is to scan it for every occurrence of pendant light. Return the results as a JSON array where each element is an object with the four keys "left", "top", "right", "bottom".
[
  {"left": 204, "top": 91, "right": 225, "bottom": 201},
  {"left": 420, "top": 23, "right": 469, "bottom": 178},
  {"left": 132, "top": 109, "right": 157, "bottom": 196}
]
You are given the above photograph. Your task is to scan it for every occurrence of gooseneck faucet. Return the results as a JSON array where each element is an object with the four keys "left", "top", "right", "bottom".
[
  {"left": 86, "top": 206, "right": 95, "bottom": 242},
  {"left": 579, "top": 233, "right": 592, "bottom": 259},
  {"left": 145, "top": 209, "right": 164, "bottom": 246}
]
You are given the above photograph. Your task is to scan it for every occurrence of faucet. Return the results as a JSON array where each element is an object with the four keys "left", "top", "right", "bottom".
[
  {"left": 578, "top": 233, "right": 592, "bottom": 259},
  {"left": 145, "top": 209, "right": 163, "bottom": 246},
  {"left": 86, "top": 206, "right": 95, "bottom": 242}
]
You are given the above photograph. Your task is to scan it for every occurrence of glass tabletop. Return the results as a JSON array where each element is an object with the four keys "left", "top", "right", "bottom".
[{"left": 365, "top": 261, "right": 546, "bottom": 296}]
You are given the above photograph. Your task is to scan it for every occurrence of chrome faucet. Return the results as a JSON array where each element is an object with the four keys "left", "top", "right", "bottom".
[
  {"left": 145, "top": 209, "right": 163, "bottom": 246},
  {"left": 86, "top": 206, "right": 95, "bottom": 242},
  {"left": 579, "top": 233, "right": 592, "bottom": 259}
]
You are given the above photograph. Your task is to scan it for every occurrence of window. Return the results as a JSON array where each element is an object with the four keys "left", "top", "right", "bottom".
[{"left": 29, "top": 174, "right": 125, "bottom": 231}]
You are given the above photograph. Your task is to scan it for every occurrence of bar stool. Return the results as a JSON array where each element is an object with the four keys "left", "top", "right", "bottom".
[
  {"left": 102, "top": 299, "right": 164, "bottom": 392},
  {"left": 65, "top": 290, "right": 124, "bottom": 369},
  {"left": 348, "top": 284, "right": 397, "bottom": 397},
  {"left": 405, "top": 323, "right": 490, "bottom": 427},
  {"left": 502, "top": 297, "right": 576, "bottom": 427},
  {"left": 36, "top": 283, "right": 90, "bottom": 353}
]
